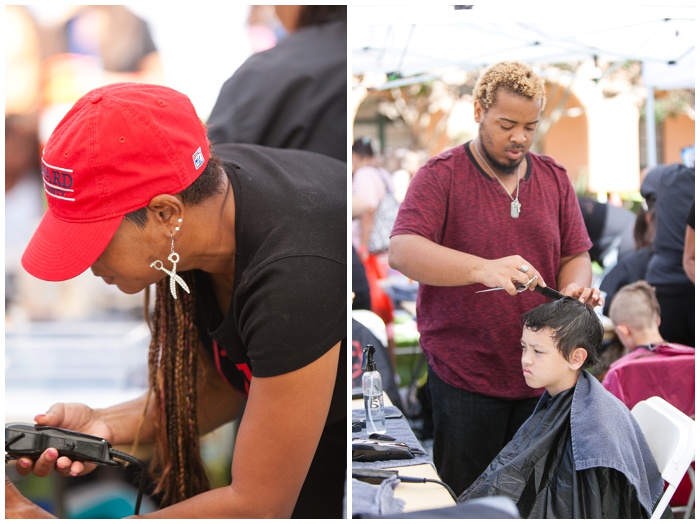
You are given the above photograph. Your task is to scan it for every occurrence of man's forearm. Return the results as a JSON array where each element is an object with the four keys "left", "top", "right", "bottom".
[
  {"left": 557, "top": 251, "right": 593, "bottom": 290},
  {"left": 388, "top": 234, "right": 485, "bottom": 286},
  {"left": 683, "top": 226, "right": 694, "bottom": 283}
]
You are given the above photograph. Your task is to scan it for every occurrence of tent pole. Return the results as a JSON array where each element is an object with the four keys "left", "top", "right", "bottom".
[{"left": 645, "top": 88, "right": 657, "bottom": 168}]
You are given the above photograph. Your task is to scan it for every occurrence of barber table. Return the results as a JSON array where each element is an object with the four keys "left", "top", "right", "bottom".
[{"left": 351, "top": 400, "right": 456, "bottom": 516}]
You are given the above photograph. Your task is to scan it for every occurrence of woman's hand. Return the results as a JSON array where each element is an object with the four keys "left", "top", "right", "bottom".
[
  {"left": 6, "top": 475, "right": 56, "bottom": 518},
  {"left": 14, "top": 403, "right": 114, "bottom": 479}
]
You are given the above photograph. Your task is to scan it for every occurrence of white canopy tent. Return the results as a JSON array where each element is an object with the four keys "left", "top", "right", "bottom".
[{"left": 351, "top": 4, "right": 695, "bottom": 168}]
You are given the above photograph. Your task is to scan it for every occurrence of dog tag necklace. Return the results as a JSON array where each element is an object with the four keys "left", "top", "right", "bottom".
[{"left": 475, "top": 140, "right": 521, "bottom": 218}]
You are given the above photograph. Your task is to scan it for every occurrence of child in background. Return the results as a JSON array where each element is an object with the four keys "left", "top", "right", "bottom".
[
  {"left": 603, "top": 280, "right": 694, "bottom": 416},
  {"left": 458, "top": 299, "right": 665, "bottom": 518}
]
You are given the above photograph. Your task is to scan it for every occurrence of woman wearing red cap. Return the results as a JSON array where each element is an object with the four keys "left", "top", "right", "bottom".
[{"left": 6, "top": 82, "right": 346, "bottom": 518}]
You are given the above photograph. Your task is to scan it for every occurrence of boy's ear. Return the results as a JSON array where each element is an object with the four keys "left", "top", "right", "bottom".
[
  {"left": 615, "top": 323, "right": 632, "bottom": 338},
  {"left": 569, "top": 347, "right": 588, "bottom": 371}
]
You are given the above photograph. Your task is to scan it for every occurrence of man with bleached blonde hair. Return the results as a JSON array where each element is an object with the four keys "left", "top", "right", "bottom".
[{"left": 389, "top": 60, "right": 602, "bottom": 493}]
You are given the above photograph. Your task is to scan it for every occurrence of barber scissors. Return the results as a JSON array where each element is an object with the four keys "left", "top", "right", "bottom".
[{"left": 475, "top": 275, "right": 538, "bottom": 293}]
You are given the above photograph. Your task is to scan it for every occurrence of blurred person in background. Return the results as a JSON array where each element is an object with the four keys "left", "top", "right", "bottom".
[
  {"left": 6, "top": 5, "right": 163, "bottom": 324},
  {"left": 682, "top": 200, "right": 694, "bottom": 283},
  {"left": 603, "top": 280, "right": 694, "bottom": 417},
  {"left": 5, "top": 5, "right": 44, "bottom": 270},
  {"left": 599, "top": 196, "right": 656, "bottom": 317},
  {"left": 352, "top": 196, "right": 372, "bottom": 312},
  {"left": 352, "top": 137, "right": 396, "bottom": 264},
  {"left": 246, "top": 5, "right": 286, "bottom": 53},
  {"left": 391, "top": 149, "right": 426, "bottom": 203},
  {"left": 4, "top": 5, "right": 42, "bottom": 117},
  {"left": 34, "top": 5, "right": 164, "bottom": 146},
  {"left": 352, "top": 136, "right": 396, "bottom": 341},
  {"left": 642, "top": 162, "right": 695, "bottom": 346},
  {"left": 207, "top": 5, "right": 347, "bottom": 162},
  {"left": 5, "top": 114, "right": 45, "bottom": 314},
  {"left": 577, "top": 196, "right": 636, "bottom": 273}
]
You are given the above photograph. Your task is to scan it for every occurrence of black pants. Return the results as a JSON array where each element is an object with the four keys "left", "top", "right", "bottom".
[
  {"left": 655, "top": 284, "right": 695, "bottom": 347},
  {"left": 292, "top": 416, "right": 346, "bottom": 518},
  {"left": 427, "top": 365, "right": 539, "bottom": 497}
]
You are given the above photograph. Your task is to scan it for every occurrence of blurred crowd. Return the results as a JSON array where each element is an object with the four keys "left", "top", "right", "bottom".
[{"left": 6, "top": 6, "right": 163, "bottom": 323}]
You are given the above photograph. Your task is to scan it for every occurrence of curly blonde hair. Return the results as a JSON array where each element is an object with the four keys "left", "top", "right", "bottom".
[{"left": 473, "top": 61, "right": 546, "bottom": 111}]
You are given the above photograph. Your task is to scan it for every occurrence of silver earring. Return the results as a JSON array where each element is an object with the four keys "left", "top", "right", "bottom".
[{"left": 150, "top": 232, "right": 190, "bottom": 299}]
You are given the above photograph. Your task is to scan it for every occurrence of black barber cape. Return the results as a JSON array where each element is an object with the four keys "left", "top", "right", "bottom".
[{"left": 458, "top": 372, "right": 666, "bottom": 518}]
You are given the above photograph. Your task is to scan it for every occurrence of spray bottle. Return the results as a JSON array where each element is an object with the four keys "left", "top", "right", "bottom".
[{"left": 362, "top": 344, "right": 386, "bottom": 434}]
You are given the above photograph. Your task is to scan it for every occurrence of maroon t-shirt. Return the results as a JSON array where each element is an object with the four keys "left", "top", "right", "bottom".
[{"left": 391, "top": 142, "right": 592, "bottom": 399}]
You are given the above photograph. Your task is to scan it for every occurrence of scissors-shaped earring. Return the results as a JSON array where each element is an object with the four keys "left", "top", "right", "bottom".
[{"left": 151, "top": 233, "right": 190, "bottom": 299}]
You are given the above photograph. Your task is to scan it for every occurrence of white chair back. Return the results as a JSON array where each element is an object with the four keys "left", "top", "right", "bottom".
[{"left": 631, "top": 396, "right": 696, "bottom": 519}]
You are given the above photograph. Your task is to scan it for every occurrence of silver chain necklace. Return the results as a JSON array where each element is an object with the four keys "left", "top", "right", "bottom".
[{"left": 475, "top": 139, "right": 521, "bottom": 218}]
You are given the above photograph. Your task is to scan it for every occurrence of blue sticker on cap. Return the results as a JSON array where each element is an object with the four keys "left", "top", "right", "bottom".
[{"left": 193, "top": 147, "right": 204, "bottom": 170}]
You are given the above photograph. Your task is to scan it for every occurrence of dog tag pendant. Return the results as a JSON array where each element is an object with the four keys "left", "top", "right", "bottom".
[{"left": 511, "top": 199, "right": 521, "bottom": 218}]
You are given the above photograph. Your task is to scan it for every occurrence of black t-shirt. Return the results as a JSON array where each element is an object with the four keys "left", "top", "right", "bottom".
[
  {"left": 646, "top": 163, "right": 694, "bottom": 286},
  {"left": 194, "top": 143, "right": 347, "bottom": 424},
  {"left": 207, "top": 21, "right": 347, "bottom": 162}
]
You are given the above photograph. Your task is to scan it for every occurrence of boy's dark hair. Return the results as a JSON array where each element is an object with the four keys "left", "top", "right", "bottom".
[{"left": 522, "top": 299, "right": 602, "bottom": 368}]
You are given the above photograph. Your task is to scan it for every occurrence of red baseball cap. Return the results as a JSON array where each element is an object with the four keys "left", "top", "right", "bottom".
[{"left": 22, "top": 82, "right": 210, "bottom": 282}]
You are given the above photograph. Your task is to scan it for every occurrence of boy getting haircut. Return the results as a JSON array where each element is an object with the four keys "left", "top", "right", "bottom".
[
  {"left": 523, "top": 297, "right": 601, "bottom": 367},
  {"left": 458, "top": 299, "right": 665, "bottom": 519}
]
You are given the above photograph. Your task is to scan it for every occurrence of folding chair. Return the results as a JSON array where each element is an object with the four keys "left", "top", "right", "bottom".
[
  {"left": 631, "top": 396, "right": 696, "bottom": 519},
  {"left": 602, "top": 345, "right": 695, "bottom": 516},
  {"left": 674, "top": 467, "right": 695, "bottom": 519}
]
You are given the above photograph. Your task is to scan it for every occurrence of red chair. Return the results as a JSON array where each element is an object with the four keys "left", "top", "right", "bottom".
[{"left": 602, "top": 344, "right": 695, "bottom": 518}]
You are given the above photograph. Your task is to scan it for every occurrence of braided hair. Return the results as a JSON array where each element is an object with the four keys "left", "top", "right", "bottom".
[
  {"left": 126, "top": 154, "right": 225, "bottom": 507},
  {"left": 145, "top": 270, "right": 209, "bottom": 506}
]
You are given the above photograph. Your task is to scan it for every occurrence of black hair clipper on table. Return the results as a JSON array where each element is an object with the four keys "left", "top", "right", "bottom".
[
  {"left": 352, "top": 439, "right": 416, "bottom": 462},
  {"left": 5, "top": 423, "right": 147, "bottom": 515}
]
